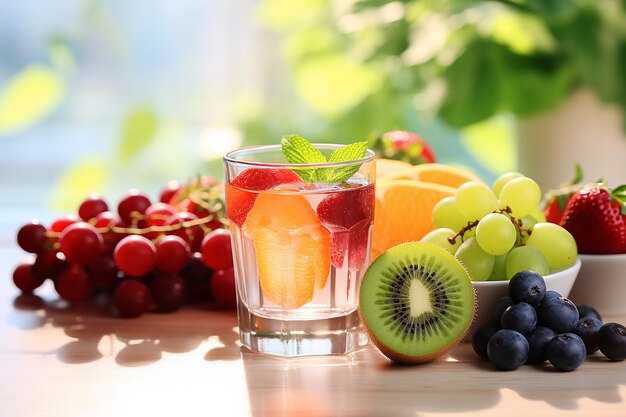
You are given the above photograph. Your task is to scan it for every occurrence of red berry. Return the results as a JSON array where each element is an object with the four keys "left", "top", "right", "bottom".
[
  {"left": 94, "top": 212, "right": 126, "bottom": 255},
  {"left": 59, "top": 222, "right": 103, "bottom": 265},
  {"left": 200, "top": 229, "right": 233, "bottom": 270},
  {"left": 144, "top": 203, "right": 177, "bottom": 240},
  {"left": 159, "top": 181, "right": 181, "bottom": 204},
  {"left": 50, "top": 215, "right": 81, "bottom": 233},
  {"left": 379, "top": 130, "right": 436, "bottom": 164},
  {"left": 211, "top": 268, "right": 236, "bottom": 309},
  {"left": 226, "top": 168, "right": 302, "bottom": 228},
  {"left": 117, "top": 190, "right": 151, "bottom": 226},
  {"left": 114, "top": 235, "right": 156, "bottom": 277},
  {"left": 181, "top": 254, "right": 213, "bottom": 303},
  {"left": 155, "top": 235, "right": 190, "bottom": 273},
  {"left": 560, "top": 186, "right": 626, "bottom": 254},
  {"left": 13, "top": 262, "right": 45, "bottom": 294},
  {"left": 17, "top": 220, "right": 48, "bottom": 254},
  {"left": 165, "top": 212, "right": 204, "bottom": 253},
  {"left": 114, "top": 280, "right": 150, "bottom": 318},
  {"left": 32, "top": 250, "right": 67, "bottom": 281},
  {"left": 316, "top": 184, "right": 374, "bottom": 269},
  {"left": 54, "top": 266, "right": 94, "bottom": 303},
  {"left": 78, "top": 193, "right": 109, "bottom": 221},
  {"left": 150, "top": 273, "right": 185, "bottom": 312},
  {"left": 87, "top": 255, "right": 119, "bottom": 289}
]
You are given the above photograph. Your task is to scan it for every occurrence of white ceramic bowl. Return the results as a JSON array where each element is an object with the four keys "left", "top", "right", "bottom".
[
  {"left": 464, "top": 258, "right": 582, "bottom": 341},
  {"left": 567, "top": 254, "right": 626, "bottom": 316}
]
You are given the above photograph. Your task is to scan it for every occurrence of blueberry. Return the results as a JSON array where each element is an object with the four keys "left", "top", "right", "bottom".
[
  {"left": 546, "top": 333, "right": 586, "bottom": 371},
  {"left": 577, "top": 304, "right": 602, "bottom": 322},
  {"left": 509, "top": 270, "right": 546, "bottom": 305},
  {"left": 572, "top": 317, "right": 603, "bottom": 354},
  {"left": 538, "top": 297, "right": 579, "bottom": 333},
  {"left": 526, "top": 326, "right": 557, "bottom": 364},
  {"left": 472, "top": 322, "right": 500, "bottom": 360},
  {"left": 501, "top": 302, "right": 537, "bottom": 335},
  {"left": 487, "top": 329, "right": 529, "bottom": 371},
  {"left": 543, "top": 290, "right": 562, "bottom": 301},
  {"left": 493, "top": 296, "right": 513, "bottom": 322},
  {"left": 597, "top": 323, "right": 626, "bottom": 361}
]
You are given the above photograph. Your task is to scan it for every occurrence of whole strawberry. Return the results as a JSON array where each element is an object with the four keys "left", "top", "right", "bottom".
[
  {"left": 543, "top": 164, "right": 583, "bottom": 224},
  {"left": 560, "top": 184, "right": 626, "bottom": 254},
  {"left": 370, "top": 130, "right": 436, "bottom": 165}
]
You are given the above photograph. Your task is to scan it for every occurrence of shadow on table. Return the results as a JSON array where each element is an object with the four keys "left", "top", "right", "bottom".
[
  {"left": 240, "top": 347, "right": 501, "bottom": 417},
  {"left": 451, "top": 342, "right": 626, "bottom": 411},
  {"left": 9, "top": 292, "right": 241, "bottom": 366}
]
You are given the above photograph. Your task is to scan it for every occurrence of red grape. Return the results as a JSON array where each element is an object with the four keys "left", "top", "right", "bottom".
[
  {"left": 181, "top": 254, "right": 213, "bottom": 303},
  {"left": 54, "top": 265, "right": 94, "bottom": 303},
  {"left": 32, "top": 250, "right": 67, "bottom": 281},
  {"left": 17, "top": 220, "right": 48, "bottom": 254},
  {"left": 155, "top": 235, "right": 190, "bottom": 273},
  {"left": 50, "top": 215, "right": 80, "bottom": 233},
  {"left": 211, "top": 268, "right": 236, "bottom": 309},
  {"left": 150, "top": 273, "right": 185, "bottom": 312},
  {"left": 114, "top": 280, "right": 150, "bottom": 318},
  {"left": 87, "top": 255, "right": 119, "bottom": 289},
  {"left": 114, "top": 235, "right": 156, "bottom": 277},
  {"left": 117, "top": 190, "right": 151, "bottom": 226},
  {"left": 200, "top": 229, "right": 233, "bottom": 270},
  {"left": 59, "top": 222, "right": 103, "bottom": 265},
  {"left": 78, "top": 193, "right": 109, "bottom": 221},
  {"left": 159, "top": 180, "right": 181, "bottom": 204},
  {"left": 145, "top": 203, "right": 176, "bottom": 227},
  {"left": 13, "top": 261, "right": 45, "bottom": 294},
  {"left": 165, "top": 211, "right": 204, "bottom": 253},
  {"left": 94, "top": 212, "right": 126, "bottom": 254}
]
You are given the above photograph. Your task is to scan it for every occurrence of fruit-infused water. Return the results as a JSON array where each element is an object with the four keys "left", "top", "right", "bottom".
[{"left": 224, "top": 143, "right": 376, "bottom": 356}]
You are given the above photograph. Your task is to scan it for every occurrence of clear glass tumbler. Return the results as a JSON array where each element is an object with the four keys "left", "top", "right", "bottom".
[{"left": 223, "top": 144, "right": 376, "bottom": 356}]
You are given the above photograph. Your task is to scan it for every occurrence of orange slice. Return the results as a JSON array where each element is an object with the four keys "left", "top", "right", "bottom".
[
  {"left": 372, "top": 180, "right": 456, "bottom": 259},
  {"left": 378, "top": 163, "right": 483, "bottom": 188},
  {"left": 375, "top": 158, "right": 414, "bottom": 179},
  {"left": 243, "top": 192, "right": 330, "bottom": 309}
]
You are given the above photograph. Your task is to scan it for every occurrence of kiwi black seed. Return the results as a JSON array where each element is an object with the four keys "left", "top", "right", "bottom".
[{"left": 359, "top": 241, "right": 476, "bottom": 364}]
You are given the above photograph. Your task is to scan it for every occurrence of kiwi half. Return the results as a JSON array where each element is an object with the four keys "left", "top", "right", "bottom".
[{"left": 359, "top": 241, "right": 475, "bottom": 363}]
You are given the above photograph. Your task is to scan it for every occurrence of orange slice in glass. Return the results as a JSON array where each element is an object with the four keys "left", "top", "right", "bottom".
[{"left": 243, "top": 192, "right": 330, "bottom": 309}]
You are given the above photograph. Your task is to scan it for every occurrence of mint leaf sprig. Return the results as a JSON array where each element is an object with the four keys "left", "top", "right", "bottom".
[{"left": 281, "top": 135, "right": 368, "bottom": 183}]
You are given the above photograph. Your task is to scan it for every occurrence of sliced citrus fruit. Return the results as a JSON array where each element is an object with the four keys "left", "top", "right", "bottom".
[
  {"left": 378, "top": 163, "right": 482, "bottom": 188},
  {"left": 243, "top": 192, "right": 330, "bottom": 309},
  {"left": 372, "top": 180, "right": 456, "bottom": 259},
  {"left": 375, "top": 158, "right": 414, "bottom": 179}
]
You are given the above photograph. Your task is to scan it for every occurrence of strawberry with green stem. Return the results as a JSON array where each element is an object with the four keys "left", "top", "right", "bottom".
[
  {"left": 560, "top": 183, "right": 626, "bottom": 254},
  {"left": 543, "top": 164, "right": 584, "bottom": 224}
]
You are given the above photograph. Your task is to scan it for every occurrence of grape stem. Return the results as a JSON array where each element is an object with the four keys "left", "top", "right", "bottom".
[
  {"left": 447, "top": 206, "right": 532, "bottom": 245},
  {"left": 44, "top": 205, "right": 228, "bottom": 239}
]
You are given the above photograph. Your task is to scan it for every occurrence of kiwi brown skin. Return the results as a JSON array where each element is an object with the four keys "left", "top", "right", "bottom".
[{"left": 359, "top": 242, "right": 476, "bottom": 364}]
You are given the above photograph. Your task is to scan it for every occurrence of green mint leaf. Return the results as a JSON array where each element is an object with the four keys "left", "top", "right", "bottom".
[
  {"left": 281, "top": 135, "right": 326, "bottom": 164},
  {"left": 281, "top": 134, "right": 327, "bottom": 182},
  {"left": 324, "top": 141, "right": 368, "bottom": 183}
]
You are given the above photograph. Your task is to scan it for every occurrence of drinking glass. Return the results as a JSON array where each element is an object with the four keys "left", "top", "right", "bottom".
[{"left": 223, "top": 144, "right": 376, "bottom": 356}]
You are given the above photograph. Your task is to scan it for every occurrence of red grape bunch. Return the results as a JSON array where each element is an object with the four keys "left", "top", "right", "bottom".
[{"left": 13, "top": 176, "right": 237, "bottom": 318}]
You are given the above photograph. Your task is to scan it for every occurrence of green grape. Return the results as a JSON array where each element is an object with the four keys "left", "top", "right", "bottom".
[
  {"left": 520, "top": 215, "right": 537, "bottom": 242},
  {"left": 505, "top": 245, "right": 550, "bottom": 279},
  {"left": 475, "top": 213, "right": 517, "bottom": 255},
  {"left": 455, "top": 181, "right": 499, "bottom": 221},
  {"left": 499, "top": 177, "right": 541, "bottom": 218},
  {"left": 488, "top": 253, "right": 508, "bottom": 281},
  {"left": 421, "top": 228, "right": 461, "bottom": 255},
  {"left": 432, "top": 197, "right": 467, "bottom": 231},
  {"left": 455, "top": 237, "right": 495, "bottom": 281},
  {"left": 526, "top": 222, "right": 578, "bottom": 270},
  {"left": 492, "top": 172, "right": 524, "bottom": 197},
  {"left": 529, "top": 207, "right": 546, "bottom": 223}
]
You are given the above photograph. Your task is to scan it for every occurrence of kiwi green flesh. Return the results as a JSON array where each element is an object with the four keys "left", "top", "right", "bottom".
[{"left": 360, "top": 242, "right": 475, "bottom": 363}]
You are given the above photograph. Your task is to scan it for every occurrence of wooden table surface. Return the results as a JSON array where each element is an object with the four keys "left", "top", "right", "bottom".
[{"left": 1, "top": 242, "right": 625, "bottom": 417}]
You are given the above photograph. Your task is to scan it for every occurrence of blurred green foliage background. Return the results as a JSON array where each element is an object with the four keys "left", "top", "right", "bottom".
[{"left": 2, "top": 0, "right": 625, "bottom": 233}]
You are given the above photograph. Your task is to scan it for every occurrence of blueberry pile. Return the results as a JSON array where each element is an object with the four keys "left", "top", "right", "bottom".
[{"left": 473, "top": 270, "right": 626, "bottom": 371}]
